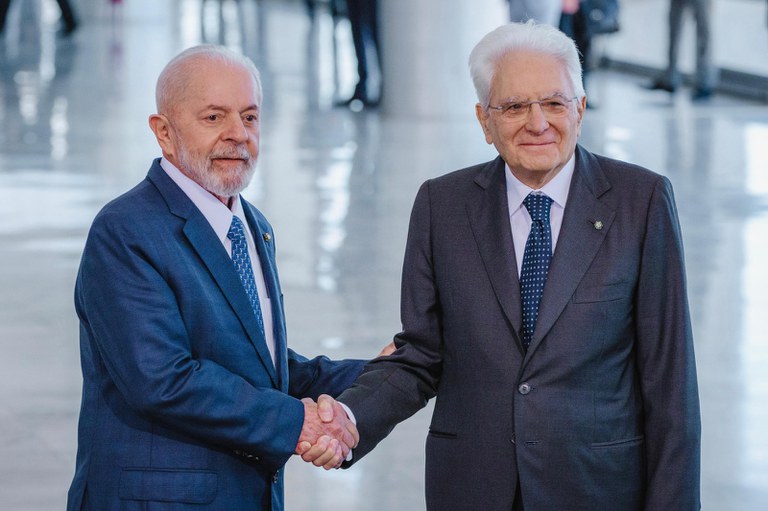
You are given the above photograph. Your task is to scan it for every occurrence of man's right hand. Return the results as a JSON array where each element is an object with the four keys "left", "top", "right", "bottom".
[{"left": 295, "top": 395, "right": 358, "bottom": 470}]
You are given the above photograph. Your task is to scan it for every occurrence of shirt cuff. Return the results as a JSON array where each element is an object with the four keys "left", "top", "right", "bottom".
[{"left": 338, "top": 402, "right": 356, "bottom": 461}]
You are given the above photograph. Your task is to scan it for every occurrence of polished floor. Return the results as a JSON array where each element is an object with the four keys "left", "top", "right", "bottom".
[{"left": 1, "top": 0, "right": 768, "bottom": 509}]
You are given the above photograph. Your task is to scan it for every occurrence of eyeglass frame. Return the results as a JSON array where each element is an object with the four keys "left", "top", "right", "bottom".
[{"left": 485, "top": 94, "right": 581, "bottom": 120}]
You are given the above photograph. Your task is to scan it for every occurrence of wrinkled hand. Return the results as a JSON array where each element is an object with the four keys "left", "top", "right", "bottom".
[{"left": 295, "top": 395, "right": 358, "bottom": 469}]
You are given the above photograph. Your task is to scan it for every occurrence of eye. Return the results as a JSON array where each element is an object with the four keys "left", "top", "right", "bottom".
[
  {"left": 544, "top": 100, "right": 566, "bottom": 111},
  {"left": 205, "top": 114, "right": 220, "bottom": 122},
  {"left": 243, "top": 113, "right": 258, "bottom": 123},
  {"left": 504, "top": 102, "right": 527, "bottom": 114}
]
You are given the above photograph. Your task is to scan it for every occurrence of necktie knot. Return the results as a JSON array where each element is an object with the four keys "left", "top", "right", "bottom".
[{"left": 523, "top": 193, "right": 553, "bottom": 224}]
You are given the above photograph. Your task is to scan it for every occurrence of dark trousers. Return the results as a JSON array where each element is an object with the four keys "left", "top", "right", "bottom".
[
  {"left": 559, "top": 5, "right": 592, "bottom": 74},
  {"left": 345, "top": 0, "right": 379, "bottom": 99},
  {"left": 0, "top": 0, "right": 77, "bottom": 32},
  {"left": 665, "top": 0, "right": 714, "bottom": 88}
]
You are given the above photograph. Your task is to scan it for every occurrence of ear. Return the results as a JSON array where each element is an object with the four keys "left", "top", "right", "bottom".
[
  {"left": 576, "top": 96, "right": 587, "bottom": 135},
  {"left": 148, "top": 114, "right": 176, "bottom": 159},
  {"left": 475, "top": 103, "right": 494, "bottom": 145}
]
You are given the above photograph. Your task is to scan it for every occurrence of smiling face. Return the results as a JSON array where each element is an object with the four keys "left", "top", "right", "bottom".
[
  {"left": 150, "top": 58, "right": 261, "bottom": 203},
  {"left": 475, "top": 50, "right": 586, "bottom": 189}
]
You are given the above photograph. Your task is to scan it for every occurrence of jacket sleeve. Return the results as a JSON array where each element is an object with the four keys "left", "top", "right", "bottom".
[
  {"left": 287, "top": 350, "right": 366, "bottom": 400},
  {"left": 338, "top": 180, "right": 442, "bottom": 462},
  {"left": 635, "top": 177, "right": 701, "bottom": 510}
]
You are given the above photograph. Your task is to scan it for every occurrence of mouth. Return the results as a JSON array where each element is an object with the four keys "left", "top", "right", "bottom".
[
  {"left": 519, "top": 137, "right": 560, "bottom": 149},
  {"left": 212, "top": 153, "right": 249, "bottom": 160},
  {"left": 212, "top": 157, "right": 248, "bottom": 162},
  {"left": 210, "top": 159, "right": 248, "bottom": 172},
  {"left": 210, "top": 153, "right": 251, "bottom": 167},
  {"left": 520, "top": 140, "right": 556, "bottom": 146},
  {"left": 210, "top": 147, "right": 252, "bottom": 162}
]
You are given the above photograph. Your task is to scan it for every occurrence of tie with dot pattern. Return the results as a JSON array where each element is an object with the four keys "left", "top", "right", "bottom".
[
  {"left": 520, "top": 193, "right": 553, "bottom": 350},
  {"left": 227, "top": 216, "right": 266, "bottom": 338}
]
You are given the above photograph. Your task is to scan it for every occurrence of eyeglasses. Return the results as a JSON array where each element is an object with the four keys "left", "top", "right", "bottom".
[{"left": 486, "top": 94, "right": 579, "bottom": 120}]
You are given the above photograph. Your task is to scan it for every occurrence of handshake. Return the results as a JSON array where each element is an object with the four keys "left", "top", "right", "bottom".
[
  {"left": 294, "top": 341, "right": 395, "bottom": 470},
  {"left": 295, "top": 394, "right": 357, "bottom": 470}
]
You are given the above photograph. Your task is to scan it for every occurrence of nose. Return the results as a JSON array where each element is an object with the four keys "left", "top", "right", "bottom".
[
  {"left": 525, "top": 103, "right": 549, "bottom": 133},
  {"left": 223, "top": 116, "right": 249, "bottom": 143}
]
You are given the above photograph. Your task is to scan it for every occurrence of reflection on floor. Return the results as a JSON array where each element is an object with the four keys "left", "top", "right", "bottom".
[{"left": 1, "top": 0, "right": 767, "bottom": 509}]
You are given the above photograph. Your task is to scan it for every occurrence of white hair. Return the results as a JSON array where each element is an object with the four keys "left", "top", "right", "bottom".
[
  {"left": 155, "top": 45, "right": 262, "bottom": 114},
  {"left": 469, "top": 21, "right": 585, "bottom": 107}
]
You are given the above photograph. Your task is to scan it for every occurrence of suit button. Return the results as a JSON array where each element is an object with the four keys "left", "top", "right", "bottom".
[
  {"left": 518, "top": 383, "right": 531, "bottom": 395},
  {"left": 272, "top": 471, "right": 279, "bottom": 484}
]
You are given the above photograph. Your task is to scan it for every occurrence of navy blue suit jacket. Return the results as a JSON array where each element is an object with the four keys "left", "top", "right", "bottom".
[
  {"left": 67, "top": 159, "right": 364, "bottom": 510},
  {"left": 340, "top": 146, "right": 701, "bottom": 510}
]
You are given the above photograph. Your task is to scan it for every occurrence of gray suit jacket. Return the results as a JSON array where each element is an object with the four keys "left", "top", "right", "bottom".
[{"left": 339, "top": 145, "right": 701, "bottom": 510}]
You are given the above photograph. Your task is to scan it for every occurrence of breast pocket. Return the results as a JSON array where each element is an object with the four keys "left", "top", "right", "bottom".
[{"left": 573, "top": 281, "right": 631, "bottom": 304}]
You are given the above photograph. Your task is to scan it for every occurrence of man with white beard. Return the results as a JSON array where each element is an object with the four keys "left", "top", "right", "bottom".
[{"left": 66, "top": 45, "right": 384, "bottom": 511}]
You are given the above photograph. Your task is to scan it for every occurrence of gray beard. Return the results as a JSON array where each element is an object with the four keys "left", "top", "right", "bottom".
[{"left": 177, "top": 143, "right": 256, "bottom": 198}]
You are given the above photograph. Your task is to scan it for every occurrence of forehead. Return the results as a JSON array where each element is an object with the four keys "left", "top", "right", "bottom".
[
  {"left": 181, "top": 59, "right": 261, "bottom": 109},
  {"left": 491, "top": 50, "right": 572, "bottom": 99}
]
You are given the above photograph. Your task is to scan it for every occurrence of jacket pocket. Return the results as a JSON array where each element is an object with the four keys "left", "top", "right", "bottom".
[
  {"left": 573, "top": 281, "right": 630, "bottom": 303},
  {"left": 590, "top": 435, "right": 644, "bottom": 449},
  {"left": 119, "top": 468, "right": 217, "bottom": 504}
]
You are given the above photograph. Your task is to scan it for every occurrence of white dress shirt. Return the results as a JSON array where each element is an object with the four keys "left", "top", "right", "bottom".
[
  {"left": 160, "top": 158, "right": 276, "bottom": 365},
  {"left": 504, "top": 155, "right": 576, "bottom": 276}
]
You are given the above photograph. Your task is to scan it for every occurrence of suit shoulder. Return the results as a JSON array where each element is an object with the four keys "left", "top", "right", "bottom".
[
  {"left": 431, "top": 159, "right": 494, "bottom": 184},
  {"left": 420, "top": 159, "right": 499, "bottom": 196},
  {"left": 580, "top": 150, "right": 678, "bottom": 215},
  {"left": 593, "top": 152, "right": 669, "bottom": 189},
  {"left": 90, "top": 178, "right": 165, "bottom": 232}
]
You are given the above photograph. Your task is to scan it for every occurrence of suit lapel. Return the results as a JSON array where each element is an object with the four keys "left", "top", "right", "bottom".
[
  {"left": 526, "top": 146, "right": 615, "bottom": 357},
  {"left": 242, "top": 203, "right": 289, "bottom": 392},
  {"left": 466, "top": 157, "right": 525, "bottom": 352},
  {"left": 147, "top": 162, "right": 280, "bottom": 387}
]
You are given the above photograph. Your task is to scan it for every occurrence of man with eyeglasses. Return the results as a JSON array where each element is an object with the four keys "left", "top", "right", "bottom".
[{"left": 331, "top": 21, "right": 701, "bottom": 510}]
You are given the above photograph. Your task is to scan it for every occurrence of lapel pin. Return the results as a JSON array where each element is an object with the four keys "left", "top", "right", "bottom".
[
  {"left": 593, "top": 220, "right": 604, "bottom": 230},
  {"left": 263, "top": 233, "right": 272, "bottom": 242}
]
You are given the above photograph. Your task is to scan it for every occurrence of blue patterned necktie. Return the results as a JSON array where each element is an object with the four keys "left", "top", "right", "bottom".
[
  {"left": 227, "top": 216, "right": 266, "bottom": 338},
  {"left": 520, "top": 193, "right": 553, "bottom": 349}
]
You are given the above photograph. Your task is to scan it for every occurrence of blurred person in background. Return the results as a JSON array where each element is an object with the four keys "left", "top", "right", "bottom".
[
  {"left": 559, "top": 0, "right": 622, "bottom": 108},
  {"left": 0, "top": 0, "right": 78, "bottom": 36},
  {"left": 508, "top": 0, "right": 562, "bottom": 26},
  {"left": 645, "top": 0, "right": 716, "bottom": 100},
  {"left": 336, "top": 0, "right": 380, "bottom": 108},
  {"left": 559, "top": 0, "right": 593, "bottom": 104}
]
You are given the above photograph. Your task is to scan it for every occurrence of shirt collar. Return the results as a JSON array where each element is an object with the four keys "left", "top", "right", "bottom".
[
  {"left": 160, "top": 157, "right": 244, "bottom": 244},
  {"left": 504, "top": 153, "right": 575, "bottom": 211}
]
